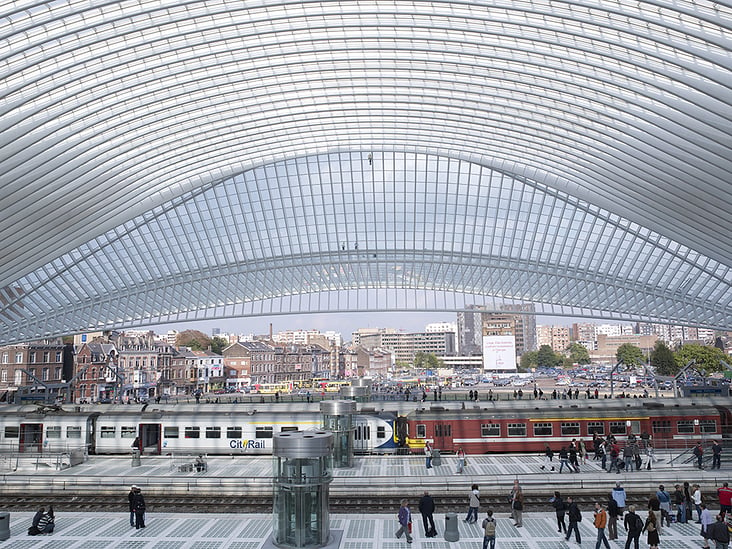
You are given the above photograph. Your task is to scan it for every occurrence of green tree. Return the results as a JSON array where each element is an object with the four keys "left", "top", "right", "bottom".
[
  {"left": 616, "top": 343, "right": 644, "bottom": 367},
  {"left": 675, "top": 343, "right": 729, "bottom": 374},
  {"left": 520, "top": 351, "right": 539, "bottom": 371},
  {"left": 210, "top": 336, "right": 228, "bottom": 355},
  {"left": 537, "top": 345, "right": 561, "bottom": 368},
  {"left": 567, "top": 342, "right": 591, "bottom": 365},
  {"left": 176, "top": 329, "right": 211, "bottom": 351},
  {"left": 650, "top": 341, "right": 677, "bottom": 376}
]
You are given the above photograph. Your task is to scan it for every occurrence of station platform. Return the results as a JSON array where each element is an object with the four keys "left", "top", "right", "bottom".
[{"left": 0, "top": 509, "right": 714, "bottom": 548}]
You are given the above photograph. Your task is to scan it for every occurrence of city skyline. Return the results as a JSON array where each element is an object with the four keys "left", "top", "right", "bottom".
[{"left": 149, "top": 311, "right": 631, "bottom": 340}]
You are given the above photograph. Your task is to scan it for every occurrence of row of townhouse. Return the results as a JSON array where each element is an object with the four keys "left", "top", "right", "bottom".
[{"left": 0, "top": 336, "right": 385, "bottom": 404}]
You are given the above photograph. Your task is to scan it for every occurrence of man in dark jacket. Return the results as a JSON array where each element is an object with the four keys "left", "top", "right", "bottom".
[
  {"left": 419, "top": 490, "right": 437, "bottom": 537},
  {"left": 624, "top": 505, "right": 643, "bottom": 549},
  {"left": 607, "top": 493, "right": 621, "bottom": 540},
  {"left": 566, "top": 496, "right": 582, "bottom": 544},
  {"left": 707, "top": 514, "right": 730, "bottom": 549}
]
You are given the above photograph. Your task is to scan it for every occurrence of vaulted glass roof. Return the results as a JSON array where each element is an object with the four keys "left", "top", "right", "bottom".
[{"left": 0, "top": 0, "right": 730, "bottom": 344}]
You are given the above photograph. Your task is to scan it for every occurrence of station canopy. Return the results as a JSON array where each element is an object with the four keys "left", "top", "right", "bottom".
[{"left": 0, "top": 0, "right": 730, "bottom": 345}]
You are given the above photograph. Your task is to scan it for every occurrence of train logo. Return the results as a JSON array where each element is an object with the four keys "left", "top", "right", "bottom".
[{"left": 229, "top": 439, "right": 266, "bottom": 450}]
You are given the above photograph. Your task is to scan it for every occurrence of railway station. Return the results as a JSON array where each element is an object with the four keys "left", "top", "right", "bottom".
[{"left": 0, "top": 446, "right": 728, "bottom": 547}]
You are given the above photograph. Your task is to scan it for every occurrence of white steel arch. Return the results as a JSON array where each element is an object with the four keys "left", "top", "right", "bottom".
[{"left": 0, "top": 0, "right": 730, "bottom": 344}]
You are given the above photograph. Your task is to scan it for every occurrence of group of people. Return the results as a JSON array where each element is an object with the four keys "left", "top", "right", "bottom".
[{"left": 28, "top": 506, "right": 54, "bottom": 536}]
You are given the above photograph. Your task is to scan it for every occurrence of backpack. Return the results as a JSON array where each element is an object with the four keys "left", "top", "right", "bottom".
[{"left": 483, "top": 518, "right": 496, "bottom": 536}]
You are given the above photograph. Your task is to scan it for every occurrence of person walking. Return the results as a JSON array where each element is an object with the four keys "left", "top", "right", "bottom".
[
  {"left": 465, "top": 484, "right": 480, "bottom": 524},
  {"left": 511, "top": 479, "right": 524, "bottom": 527},
  {"left": 643, "top": 510, "right": 659, "bottom": 549},
  {"left": 594, "top": 502, "right": 611, "bottom": 549},
  {"left": 566, "top": 496, "right": 582, "bottom": 544},
  {"left": 707, "top": 514, "right": 730, "bottom": 549},
  {"left": 132, "top": 486, "right": 146, "bottom": 529},
  {"left": 541, "top": 444, "right": 555, "bottom": 471},
  {"left": 418, "top": 490, "right": 437, "bottom": 538},
  {"left": 702, "top": 504, "right": 714, "bottom": 549},
  {"left": 395, "top": 499, "right": 413, "bottom": 544},
  {"left": 624, "top": 505, "right": 644, "bottom": 549},
  {"left": 482, "top": 509, "right": 497, "bottom": 549},
  {"left": 551, "top": 491, "right": 567, "bottom": 534},
  {"left": 657, "top": 484, "right": 672, "bottom": 528},
  {"left": 711, "top": 440, "right": 722, "bottom": 470},
  {"left": 612, "top": 482, "right": 627, "bottom": 515},
  {"left": 608, "top": 492, "right": 621, "bottom": 541},
  {"left": 559, "top": 446, "right": 570, "bottom": 473}
]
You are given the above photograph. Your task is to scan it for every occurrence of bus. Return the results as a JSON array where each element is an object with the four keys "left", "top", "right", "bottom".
[{"left": 253, "top": 382, "right": 293, "bottom": 394}]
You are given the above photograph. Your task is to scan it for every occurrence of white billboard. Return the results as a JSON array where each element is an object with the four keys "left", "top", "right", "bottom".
[{"left": 482, "top": 335, "right": 517, "bottom": 372}]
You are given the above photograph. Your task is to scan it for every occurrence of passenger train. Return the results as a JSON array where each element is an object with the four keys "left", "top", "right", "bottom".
[
  {"left": 0, "top": 405, "right": 398, "bottom": 455},
  {"left": 399, "top": 398, "right": 732, "bottom": 453},
  {"left": 0, "top": 398, "right": 728, "bottom": 457}
]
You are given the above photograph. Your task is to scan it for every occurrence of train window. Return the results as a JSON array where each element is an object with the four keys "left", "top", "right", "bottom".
[
  {"left": 66, "top": 426, "right": 82, "bottom": 439},
  {"left": 609, "top": 422, "right": 627, "bottom": 435},
  {"left": 416, "top": 424, "right": 426, "bottom": 438},
  {"left": 4, "top": 426, "right": 18, "bottom": 438},
  {"left": 205, "top": 427, "right": 221, "bottom": 439},
  {"left": 561, "top": 422, "right": 580, "bottom": 436},
  {"left": 435, "top": 424, "right": 452, "bottom": 437},
  {"left": 280, "top": 427, "right": 298, "bottom": 432},
  {"left": 164, "top": 427, "right": 179, "bottom": 438},
  {"left": 377, "top": 426, "right": 385, "bottom": 439},
  {"left": 354, "top": 426, "right": 362, "bottom": 441},
  {"left": 587, "top": 422, "right": 605, "bottom": 436},
  {"left": 120, "top": 427, "right": 136, "bottom": 438},
  {"left": 255, "top": 426, "right": 273, "bottom": 438},
  {"left": 700, "top": 420, "right": 717, "bottom": 433},
  {"left": 481, "top": 424, "right": 500, "bottom": 437},
  {"left": 508, "top": 423, "right": 526, "bottom": 436},
  {"left": 100, "top": 426, "right": 116, "bottom": 438},
  {"left": 227, "top": 427, "right": 242, "bottom": 438},
  {"left": 185, "top": 427, "right": 201, "bottom": 439},
  {"left": 46, "top": 426, "right": 61, "bottom": 438},
  {"left": 652, "top": 420, "right": 671, "bottom": 434},
  {"left": 677, "top": 420, "right": 694, "bottom": 434},
  {"left": 534, "top": 423, "right": 553, "bottom": 436}
]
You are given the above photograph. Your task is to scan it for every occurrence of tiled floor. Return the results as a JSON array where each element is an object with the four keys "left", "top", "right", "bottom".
[{"left": 0, "top": 511, "right": 712, "bottom": 548}]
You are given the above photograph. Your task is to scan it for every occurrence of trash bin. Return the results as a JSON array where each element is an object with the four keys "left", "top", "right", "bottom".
[
  {"left": 131, "top": 449, "right": 141, "bottom": 467},
  {"left": 431, "top": 449, "right": 441, "bottom": 467},
  {"left": 0, "top": 511, "right": 9, "bottom": 541},
  {"left": 444, "top": 512, "right": 459, "bottom": 542}
]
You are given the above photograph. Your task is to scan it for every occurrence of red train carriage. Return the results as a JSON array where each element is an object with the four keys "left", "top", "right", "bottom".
[{"left": 400, "top": 398, "right": 730, "bottom": 454}]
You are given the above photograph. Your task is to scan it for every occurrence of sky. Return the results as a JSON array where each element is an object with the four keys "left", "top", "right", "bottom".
[{"left": 147, "top": 311, "right": 587, "bottom": 340}]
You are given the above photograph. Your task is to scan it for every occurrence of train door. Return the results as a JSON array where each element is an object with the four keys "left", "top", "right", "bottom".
[
  {"left": 86, "top": 416, "right": 97, "bottom": 454},
  {"left": 715, "top": 406, "right": 732, "bottom": 440},
  {"left": 433, "top": 422, "right": 453, "bottom": 452},
  {"left": 19, "top": 423, "right": 42, "bottom": 452},
  {"left": 139, "top": 423, "right": 161, "bottom": 455}
]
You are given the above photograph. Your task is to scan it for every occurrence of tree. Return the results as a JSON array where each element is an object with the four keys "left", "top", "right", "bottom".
[
  {"left": 567, "top": 342, "right": 591, "bottom": 365},
  {"left": 520, "top": 351, "right": 539, "bottom": 371},
  {"left": 537, "top": 345, "right": 562, "bottom": 368},
  {"left": 675, "top": 343, "right": 729, "bottom": 374},
  {"left": 650, "top": 341, "right": 677, "bottom": 376},
  {"left": 616, "top": 343, "right": 644, "bottom": 367},
  {"left": 176, "top": 330, "right": 211, "bottom": 351},
  {"left": 210, "top": 336, "right": 228, "bottom": 355}
]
